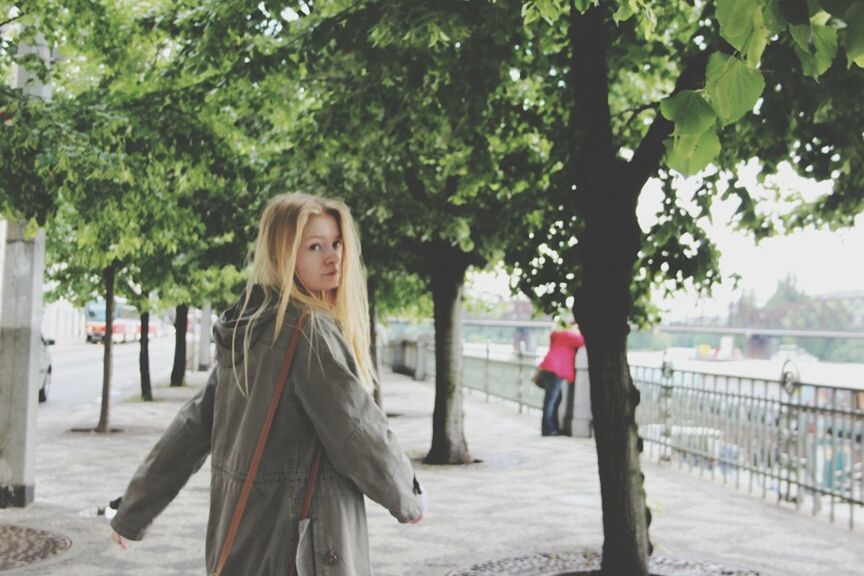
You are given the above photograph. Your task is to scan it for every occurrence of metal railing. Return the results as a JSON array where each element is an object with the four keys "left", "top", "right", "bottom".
[
  {"left": 633, "top": 360, "right": 864, "bottom": 528},
  {"left": 387, "top": 338, "right": 864, "bottom": 527},
  {"left": 389, "top": 339, "right": 549, "bottom": 411},
  {"left": 388, "top": 339, "right": 593, "bottom": 436}
]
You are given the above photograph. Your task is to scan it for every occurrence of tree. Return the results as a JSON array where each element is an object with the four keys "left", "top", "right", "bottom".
[
  {"left": 154, "top": 0, "right": 537, "bottom": 463},
  {"left": 277, "top": 1, "right": 544, "bottom": 465},
  {"left": 8, "top": 0, "right": 256, "bottom": 419},
  {"left": 503, "top": 1, "right": 864, "bottom": 573},
  {"left": 8, "top": 0, "right": 863, "bottom": 572}
]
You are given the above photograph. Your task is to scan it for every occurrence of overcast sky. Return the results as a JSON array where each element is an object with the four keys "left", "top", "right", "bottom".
[
  {"left": 467, "top": 163, "right": 863, "bottom": 322},
  {"left": 638, "top": 162, "right": 863, "bottom": 320}
]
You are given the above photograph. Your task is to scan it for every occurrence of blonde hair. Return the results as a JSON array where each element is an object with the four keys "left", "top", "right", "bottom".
[{"left": 232, "top": 193, "right": 375, "bottom": 395}]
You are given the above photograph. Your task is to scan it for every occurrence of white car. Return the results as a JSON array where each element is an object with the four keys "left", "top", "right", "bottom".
[{"left": 39, "top": 335, "right": 54, "bottom": 402}]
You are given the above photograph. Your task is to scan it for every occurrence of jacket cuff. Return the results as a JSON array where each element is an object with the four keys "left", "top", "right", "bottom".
[{"left": 110, "top": 514, "right": 146, "bottom": 541}]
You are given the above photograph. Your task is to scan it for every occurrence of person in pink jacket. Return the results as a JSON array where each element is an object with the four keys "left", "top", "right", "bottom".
[{"left": 536, "top": 324, "right": 585, "bottom": 436}]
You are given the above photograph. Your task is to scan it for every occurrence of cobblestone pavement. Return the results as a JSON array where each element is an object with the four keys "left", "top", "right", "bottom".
[{"left": 1, "top": 370, "right": 862, "bottom": 575}]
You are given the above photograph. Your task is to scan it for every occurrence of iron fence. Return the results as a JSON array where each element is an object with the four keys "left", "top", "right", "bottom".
[
  {"left": 386, "top": 338, "right": 864, "bottom": 527},
  {"left": 633, "top": 360, "right": 864, "bottom": 528},
  {"left": 388, "top": 339, "right": 545, "bottom": 411}
]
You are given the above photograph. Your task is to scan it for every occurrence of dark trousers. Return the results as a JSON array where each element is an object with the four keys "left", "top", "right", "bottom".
[{"left": 538, "top": 370, "right": 565, "bottom": 436}]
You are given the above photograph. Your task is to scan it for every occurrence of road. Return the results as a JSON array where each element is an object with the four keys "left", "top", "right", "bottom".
[{"left": 39, "top": 336, "right": 176, "bottom": 419}]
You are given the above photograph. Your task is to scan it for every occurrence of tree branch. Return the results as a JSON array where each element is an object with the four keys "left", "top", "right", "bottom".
[
  {"left": 626, "top": 49, "right": 710, "bottom": 197},
  {"left": 616, "top": 102, "right": 659, "bottom": 126},
  {"left": 0, "top": 14, "right": 23, "bottom": 29}
]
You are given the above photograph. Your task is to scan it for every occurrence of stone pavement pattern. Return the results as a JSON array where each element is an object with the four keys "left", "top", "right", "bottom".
[{"left": 1, "top": 370, "right": 863, "bottom": 575}]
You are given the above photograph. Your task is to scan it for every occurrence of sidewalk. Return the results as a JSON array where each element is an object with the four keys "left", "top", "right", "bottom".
[{"left": 2, "top": 370, "right": 863, "bottom": 575}]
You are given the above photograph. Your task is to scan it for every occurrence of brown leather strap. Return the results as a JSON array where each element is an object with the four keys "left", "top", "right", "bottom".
[
  {"left": 301, "top": 445, "right": 322, "bottom": 520},
  {"left": 213, "top": 311, "right": 308, "bottom": 576},
  {"left": 287, "top": 444, "right": 322, "bottom": 576}
]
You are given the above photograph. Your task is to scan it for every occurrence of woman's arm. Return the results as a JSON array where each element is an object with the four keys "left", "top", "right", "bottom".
[
  {"left": 110, "top": 368, "right": 218, "bottom": 540},
  {"left": 555, "top": 329, "right": 585, "bottom": 350},
  {"left": 293, "top": 318, "right": 423, "bottom": 524}
]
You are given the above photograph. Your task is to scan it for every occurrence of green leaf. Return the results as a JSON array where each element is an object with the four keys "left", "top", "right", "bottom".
[
  {"left": 664, "top": 129, "right": 721, "bottom": 176},
  {"left": 522, "top": 0, "right": 566, "bottom": 25},
  {"left": 792, "top": 18, "right": 838, "bottom": 77},
  {"left": 745, "top": 8, "right": 771, "bottom": 64},
  {"left": 814, "top": 97, "right": 834, "bottom": 122},
  {"left": 811, "top": 18, "right": 839, "bottom": 66},
  {"left": 706, "top": 53, "right": 766, "bottom": 124},
  {"left": 573, "top": 0, "right": 597, "bottom": 12},
  {"left": 845, "top": 2, "right": 864, "bottom": 68},
  {"left": 811, "top": 9, "right": 832, "bottom": 26},
  {"left": 717, "top": 0, "right": 770, "bottom": 64},
  {"left": 521, "top": 2, "right": 541, "bottom": 25},
  {"left": 660, "top": 90, "right": 717, "bottom": 135},
  {"left": 612, "top": 0, "right": 637, "bottom": 23},
  {"left": 790, "top": 22, "right": 812, "bottom": 50}
]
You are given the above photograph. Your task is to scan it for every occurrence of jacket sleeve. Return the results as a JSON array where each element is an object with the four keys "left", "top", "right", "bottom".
[
  {"left": 292, "top": 318, "right": 423, "bottom": 523},
  {"left": 111, "top": 368, "right": 217, "bottom": 540}
]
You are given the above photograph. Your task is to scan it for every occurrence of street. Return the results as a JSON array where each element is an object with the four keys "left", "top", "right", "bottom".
[
  {"left": 39, "top": 336, "right": 176, "bottom": 425},
  {"left": 5, "top": 370, "right": 863, "bottom": 576}
]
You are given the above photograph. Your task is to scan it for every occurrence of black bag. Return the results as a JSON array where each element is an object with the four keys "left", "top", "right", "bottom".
[{"left": 532, "top": 369, "right": 545, "bottom": 389}]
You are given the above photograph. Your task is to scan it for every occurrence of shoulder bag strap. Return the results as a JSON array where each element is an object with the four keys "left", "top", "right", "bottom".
[
  {"left": 286, "top": 442, "right": 322, "bottom": 576},
  {"left": 213, "top": 311, "right": 308, "bottom": 576},
  {"left": 300, "top": 445, "right": 322, "bottom": 520}
]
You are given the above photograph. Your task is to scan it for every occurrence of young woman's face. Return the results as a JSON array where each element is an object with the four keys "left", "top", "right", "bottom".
[{"left": 295, "top": 213, "right": 343, "bottom": 293}]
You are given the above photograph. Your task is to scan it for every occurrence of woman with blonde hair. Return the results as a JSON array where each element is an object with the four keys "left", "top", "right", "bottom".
[{"left": 109, "top": 193, "right": 425, "bottom": 575}]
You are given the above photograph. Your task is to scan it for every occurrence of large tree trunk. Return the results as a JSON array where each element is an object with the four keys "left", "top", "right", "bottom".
[
  {"left": 139, "top": 311, "right": 152, "bottom": 401},
  {"left": 568, "top": 4, "right": 650, "bottom": 574},
  {"left": 578, "top": 215, "right": 650, "bottom": 575},
  {"left": 424, "top": 244, "right": 473, "bottom": 465},
  {"left": 562, "top": 2, "right": 710, "bottom": 572},
  {"left": 170, "top": 304, "right": 188, "bottom": 387},
  {"left": 96, "top": 263, "right": 115, "bottom": 433}
]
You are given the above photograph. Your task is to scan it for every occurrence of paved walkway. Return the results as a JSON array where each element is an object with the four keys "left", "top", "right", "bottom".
[{"left": 2, "top": 370, "right": 863, "bottom": 575}]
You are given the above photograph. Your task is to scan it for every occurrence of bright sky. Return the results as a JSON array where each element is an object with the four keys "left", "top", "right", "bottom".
[
  {"left": 638, "top": 162, "right": 864, "bottom": 320},
  {"left": 467, "top": 163, "right": 864, "bottom": 322}
]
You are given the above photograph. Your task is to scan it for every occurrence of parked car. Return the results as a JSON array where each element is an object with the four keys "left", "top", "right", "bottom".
[{"left": 39, "top": 335, "right": 54, "bottom": 402}]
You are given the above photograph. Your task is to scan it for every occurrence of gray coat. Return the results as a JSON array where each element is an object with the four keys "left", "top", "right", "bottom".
[{"left": 111, "top": 300, "right": 423, "bottom": 575}]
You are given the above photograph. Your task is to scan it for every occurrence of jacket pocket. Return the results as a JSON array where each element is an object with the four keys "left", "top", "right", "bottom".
[{"left": 296, "top": 518, "right": 316, "bottom": 576}]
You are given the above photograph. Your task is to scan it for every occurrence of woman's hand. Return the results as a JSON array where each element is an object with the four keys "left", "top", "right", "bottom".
[
  {"left": 408, "top": 513, "right": 424, "bottom": 525},
  {"left": 110, "top": 530, "right": 128, "bottom": 549},
  {"left": 407, "top": 484, "right": 427, "bottom": 524}
]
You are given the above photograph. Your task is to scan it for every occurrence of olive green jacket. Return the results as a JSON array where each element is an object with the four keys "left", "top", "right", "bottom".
[{"left": 111, "top": 300, "right": 423, "bottom": 575}]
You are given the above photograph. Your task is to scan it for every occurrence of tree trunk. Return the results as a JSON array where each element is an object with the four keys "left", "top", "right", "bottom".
[
  {"left": 139, "top": 311, "right": 152, "bottom": 401},
  {"left": 424, "top": 244, "right": 473, "bottom": 465},
  {"left": 567, "top": 4, "right": 651, "bottom": 574},
  {"left": 577, "top": 216, "right": 651, "bottom": 574},
  {"left": 171, "top": 304, "right": 188, "bottom": 387},
  {"left": 368, "top": 279, "right": 384, "bottom": 409},
  {"left": 560, "top": 1, "right": 712, "bottom": 571},
  {"left": 96, "top": 263, "right": 115, "bottom": 433}
]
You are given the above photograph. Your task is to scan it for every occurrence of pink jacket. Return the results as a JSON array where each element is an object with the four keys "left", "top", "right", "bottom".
[{"left": 538, "top": 329, "right": 585, "bottom": 383}]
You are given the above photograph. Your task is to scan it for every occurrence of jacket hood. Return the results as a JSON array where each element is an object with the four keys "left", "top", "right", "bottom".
[{"left": 213, "top": 286, "right": 280, "bottom": 368}]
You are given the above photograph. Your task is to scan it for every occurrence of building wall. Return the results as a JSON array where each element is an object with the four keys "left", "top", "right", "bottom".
[{"left": 41, "top": 298, "right": 85, "bottom": 342}]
